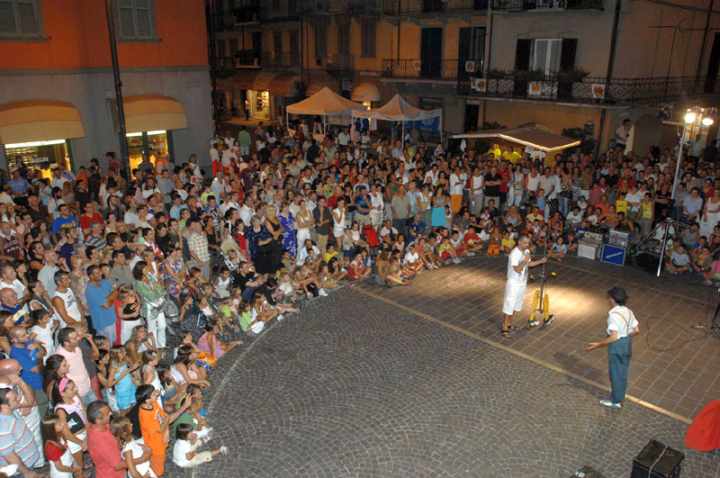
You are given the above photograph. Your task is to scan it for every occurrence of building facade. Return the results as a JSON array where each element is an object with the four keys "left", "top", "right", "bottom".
[
  {"left": 212, "top": 0, "right": 720, "bottom": 152},
  {"left": 0, "top": 0, "right": 213, "bottom": 175}
]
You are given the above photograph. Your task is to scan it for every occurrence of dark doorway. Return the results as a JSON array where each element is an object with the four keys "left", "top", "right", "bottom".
[
  {"left": 464, "top": 103, "right": 480, "bottom": 132},
  {"left": 705, "top": 33, "right": 720, "bottom": 93},
  {"left": 421, "top": 28, "right": 443, "bottom": 79}
]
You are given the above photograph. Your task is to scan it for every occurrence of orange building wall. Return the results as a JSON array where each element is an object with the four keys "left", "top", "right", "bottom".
[{"left": 0, "top": 0, "right": 208, "bottom": 70}]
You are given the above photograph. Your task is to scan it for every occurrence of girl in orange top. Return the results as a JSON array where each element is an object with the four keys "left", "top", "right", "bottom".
[{"left": 136, "top": 385, "right": 191, "bottom": 476}]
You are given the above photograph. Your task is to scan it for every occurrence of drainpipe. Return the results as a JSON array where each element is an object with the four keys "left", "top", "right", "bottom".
[
  {"left": 481, "top": 0, "right": 494, "bottom": 128},
  {"left": 397, "top": 0, "right": 401, "bottom": 63},
  {"left": 695, "top": 0, "right": 715, "bottom": 91},
  {"left": 594, "top": 0, "right": 622, "bottom": 160}
]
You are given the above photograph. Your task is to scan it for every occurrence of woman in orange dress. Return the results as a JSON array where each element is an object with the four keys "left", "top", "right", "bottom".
[{"left": 136, "top": 385, "right": 191, "bottom": 476}]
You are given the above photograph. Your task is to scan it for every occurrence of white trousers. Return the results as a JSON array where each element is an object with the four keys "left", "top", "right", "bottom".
[
  {"left": 147, "top": 310, "right": 167, "bottom": 348},
  {"left": 503, "top": 280, "right": 527, "bottom": 316}
]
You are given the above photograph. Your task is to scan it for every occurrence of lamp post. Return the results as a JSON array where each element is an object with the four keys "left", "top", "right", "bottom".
[{"left": 657, "top": 107, "right": 714, "bottom": 277}]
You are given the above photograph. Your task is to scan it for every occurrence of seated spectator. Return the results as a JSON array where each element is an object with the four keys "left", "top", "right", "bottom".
[{"left": 665, "top": 243, "right": 691, "bottom": 274}]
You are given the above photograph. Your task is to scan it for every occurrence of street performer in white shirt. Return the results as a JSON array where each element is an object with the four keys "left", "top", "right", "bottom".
[
  {"left": 502, "top": 236, "right": 547, "bottom": 337},
  {"left": 585, "top": 287, "right": 639, "bottom": 409}
]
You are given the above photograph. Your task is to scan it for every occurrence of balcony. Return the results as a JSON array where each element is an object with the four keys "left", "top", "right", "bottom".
[
  {"left": 457, "top": 72, "right": 720, "bottom": 106},
  {"left": 261, "top": 52, "right": 299, "bottom": 70},
  {"left": 232, "top": 50, "right": 262, "bottom": 69},
  {"left": 382, "top": 58, "right": 462, "bottom": 81},
  {"left": 492, "top": 0, "right": 603, "bottom": 11},
  {"left": 326, "top": 53, "right": 354, "bottom": 72},
  {"left": 382, "top": 0, "right": 489, "bottom": 15},
  {"left": 232, "top": 2, "right": 262, "bottom": 24}
]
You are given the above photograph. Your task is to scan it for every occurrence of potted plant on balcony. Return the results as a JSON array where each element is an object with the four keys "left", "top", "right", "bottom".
[
  {"left": 513, "top": 69, "right": 545, "bottom": 97},
  {"left": 557, "top": 68, "right": 589, "bottom": 99}
]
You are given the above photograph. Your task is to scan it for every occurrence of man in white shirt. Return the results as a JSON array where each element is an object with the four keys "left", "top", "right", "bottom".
[
  {"left": 470, "top": 168, "right": 484, "bottom": 216},
  {"left": 337, "top": 129, "right": 350, "bottom": 148},
  {"left": 585, "top": 287, "right": 639, "bottom": 408},
  {"left": 501, "top": 236, "right": 547, "bottom": 336}
]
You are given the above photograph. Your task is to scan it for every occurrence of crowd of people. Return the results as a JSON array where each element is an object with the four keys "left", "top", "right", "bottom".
[{"left": 0, "top": 116, "right": 716, "bottom": 477}]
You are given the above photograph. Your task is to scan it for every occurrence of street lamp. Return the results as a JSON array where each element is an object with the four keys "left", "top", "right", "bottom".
[
  {"left": 657, "top": 106, "right": 715, "bottom": 277},
  {"left": 671, "top": 107, "right": 715, "bottom": 201}
]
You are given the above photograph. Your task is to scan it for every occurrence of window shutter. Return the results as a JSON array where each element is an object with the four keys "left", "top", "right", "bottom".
[
  {"left": 0, "top": 1, "right": 17, "bottom": 34},
  {"left": 17, "top": 1, "right": 38, "bottom": 34},
  {"left": 560, "top": 38, "right": 578, "bottom": 71},
  {"left": 514, "top": 39, "right": 531, "bottom": 71}
]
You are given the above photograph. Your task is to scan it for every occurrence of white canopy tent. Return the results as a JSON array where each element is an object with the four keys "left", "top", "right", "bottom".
[
  {"left": 352, "top": 94, "right": 442, "bottom": 148},
  {"left": 285, "top": 87, "right": 364, "bottom": 134}
]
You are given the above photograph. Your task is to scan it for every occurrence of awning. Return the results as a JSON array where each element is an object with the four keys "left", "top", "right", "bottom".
[
  {"left": 251, "top": 71, "right": 276, "bottom": 92},
  {"left": 0, "top": 100, "right": 85, "bottom": 144},
  {"left": 270, "top": 73, "right": 300, "bottom": 97},
  {"left": 351, "top": 82, "right": 381, "bottom": 102},
  {"left": 123, "top": 95, "right": 187, "bottom": 133},
  {"left": 287, "top": 87, "right": 364, "bottom": 116},
  {"left": 451, "top": 125, "right": 580, "bottom": 153},
  {"left": 231, "top": 70, "right": 259, "bottom": 90}
]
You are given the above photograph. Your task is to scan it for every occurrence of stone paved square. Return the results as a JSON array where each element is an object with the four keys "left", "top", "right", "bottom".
[{"left": 185, "top": 261, "right": 720, "bottom": 477}]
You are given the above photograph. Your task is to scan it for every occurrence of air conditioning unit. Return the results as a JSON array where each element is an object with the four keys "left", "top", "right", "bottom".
[
  {"left": 591, "top": 83, "right": 606, "bottom": 99},
  {"left": 470, "top": 78, "right": 487, "bottom": 93},
  {"left": 465, "top": 60, "right": 477, "bottom": 73}
]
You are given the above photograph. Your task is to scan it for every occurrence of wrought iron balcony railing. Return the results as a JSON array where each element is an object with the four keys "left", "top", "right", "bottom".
[
  {"left": 261, "top": 52, "right": 300, "bottom": 69},
  {"left": 492, "top": 0, "right": 603, "bottom": 10},
  {"left": 457, "top": 73, "right": 720, "bottom": 105}
]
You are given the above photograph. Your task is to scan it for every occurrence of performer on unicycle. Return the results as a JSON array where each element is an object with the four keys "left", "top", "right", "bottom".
[{"left": 501, "top": 236, "right": 548, "bottom": 337}]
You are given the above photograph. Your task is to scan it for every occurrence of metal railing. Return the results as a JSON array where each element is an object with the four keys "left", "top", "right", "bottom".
[
  {"left": 457, "top": 73, "right": 720, "bottom": 105},
  {"left": 492, "top": 0, "right": 603, "bottom": 10},
  {"left": 325, "top": 53, "right": 354, "bottom": 71},
  {"left": 261, "top": 52, "right": 300, "bottom": 69},
  {"left": 382, "top": 58, "right": 463, "bottom": 80}
]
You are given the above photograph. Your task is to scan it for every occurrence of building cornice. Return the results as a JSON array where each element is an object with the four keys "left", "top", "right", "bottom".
[{"left": 0, "top": 65, "right": 210, "bottom": 76}]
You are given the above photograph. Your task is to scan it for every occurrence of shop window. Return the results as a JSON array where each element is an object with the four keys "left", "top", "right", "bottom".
[
  {"left": 117, "top": 0, "right": 156, "bottom": 41},
  {"left": 0, "top": 0, "right": 42, "bottom": 38},
  {"left": 4, "top": 139, "right": 73, "bottom": 180},
  {"left": 126, "top": 130, "right": 171, "bottom": 173}
]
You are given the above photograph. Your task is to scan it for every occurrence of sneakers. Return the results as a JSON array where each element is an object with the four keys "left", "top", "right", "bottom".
[
  {"left": 528, "top": 319, "right": 539, "bottom": 328},
  {"left": 542, "top": 315, "right": 555, "bottom": 327},
  {"left": 467, "top": 252, "right": 476, "bottom": 257},
  {"left": 599, "top": 399, "right": 622, "bottom": 409},
  {"left": 452, "top": 257, "right": 461, "bottom": 264},
  {"left": 319, "top": 288, "right": 328, "bottom": 297},
  {"left": 277, "top": 314, "right": 285, "bottom": 321},
  {"left": 219, "top": 446, "right": 228, "bottom": 455}
]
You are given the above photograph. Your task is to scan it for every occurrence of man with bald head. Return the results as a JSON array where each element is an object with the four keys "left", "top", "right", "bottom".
[
  {"left": 0, "top": 359, "right": 43, "bottom": 468},
  {"left": 0, "top": 288, "right": 29, "bottom": 326}
]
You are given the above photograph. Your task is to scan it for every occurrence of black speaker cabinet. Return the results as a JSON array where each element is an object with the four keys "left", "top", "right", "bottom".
[{"left": 631, "top": 440, "right": 684, "bottom": 478}]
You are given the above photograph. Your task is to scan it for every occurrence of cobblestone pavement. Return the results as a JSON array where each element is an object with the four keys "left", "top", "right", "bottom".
[
  {"left": 184, "top": 272, "right": 720, "bottom": 478},
  {"left": 356, "top": 256, "right": 720, "bottom": 421}
]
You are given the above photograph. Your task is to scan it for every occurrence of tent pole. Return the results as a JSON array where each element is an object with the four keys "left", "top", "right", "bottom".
[{"left": 401, "top": 121, "right": 405, "bottom": 152}]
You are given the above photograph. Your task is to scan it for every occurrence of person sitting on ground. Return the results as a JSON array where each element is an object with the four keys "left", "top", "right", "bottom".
[
  {"left": 665, "top": 242, "right": 691, "bottom": 274},
  {"left": 172, "top": 422, "right": 226, "bottom": 469}
]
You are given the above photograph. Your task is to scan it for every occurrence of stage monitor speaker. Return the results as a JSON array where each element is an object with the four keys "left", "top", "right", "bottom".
[
  {"left": 635, "top": 252, "right": 660, "bottom": 274},
  {"left": 631, "top": 440, "right": 684, "bottom": 478}
]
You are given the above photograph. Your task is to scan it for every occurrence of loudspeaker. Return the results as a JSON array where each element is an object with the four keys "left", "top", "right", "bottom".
[
  {"left": 631, "top": 440, "right": 684, "bottom": 478},
  {"left": 634, "top": 252, "right": 660, "bottom": 274}
]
